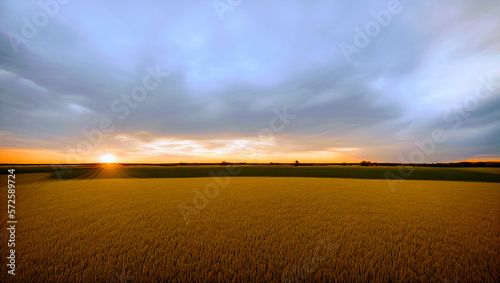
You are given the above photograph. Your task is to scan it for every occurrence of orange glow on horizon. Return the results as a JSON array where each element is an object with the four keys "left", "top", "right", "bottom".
[
  {"left": 0, "top": 148, "right": 66, "bottom": 164},
  {"left": 0, "top": 148, "right": 361, "bottom": 164},
  {"left": 1, "top": 148, "right": 496, "bottom": 164}
]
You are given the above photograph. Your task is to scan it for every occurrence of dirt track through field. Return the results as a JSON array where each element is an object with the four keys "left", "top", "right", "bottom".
[{"left": 73, "top": 164, "right": 132, "bottom": 179}]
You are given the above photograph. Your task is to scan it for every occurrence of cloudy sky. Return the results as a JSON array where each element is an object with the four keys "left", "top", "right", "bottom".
[{"left": 0, "top": 0, "right": 499, "bottom": 163}]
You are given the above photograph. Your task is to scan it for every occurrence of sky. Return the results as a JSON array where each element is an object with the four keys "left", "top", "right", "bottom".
[{"left": 0, "top": 0, "right": 499, "bottom": 164}]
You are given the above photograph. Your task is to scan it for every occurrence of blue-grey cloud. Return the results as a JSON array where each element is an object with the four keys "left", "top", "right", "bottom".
[{"left": 0, "top": 0, "right": 499, "bottom": 162}]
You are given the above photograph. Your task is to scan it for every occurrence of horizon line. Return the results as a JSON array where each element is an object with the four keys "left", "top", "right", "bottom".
[{"left": 2, "top": 161, "right": 499, "bottom": 166}]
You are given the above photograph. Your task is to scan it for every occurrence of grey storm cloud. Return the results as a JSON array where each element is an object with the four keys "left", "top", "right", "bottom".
[{"left": 0, "top": 0, "right": 499, "bottom": 162}]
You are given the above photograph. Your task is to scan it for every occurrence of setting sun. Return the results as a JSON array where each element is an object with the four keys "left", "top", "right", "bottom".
[{"left": 100, "top": 153, "right": 116, "bottom": 163}]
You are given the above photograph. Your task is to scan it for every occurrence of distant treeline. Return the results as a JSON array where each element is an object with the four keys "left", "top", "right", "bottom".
[
  {"left": 113, "top": 161, "right": 500, "bottom": 167},
  {"left": 1, "top": 161, "right": 499, "bottom": 167}
]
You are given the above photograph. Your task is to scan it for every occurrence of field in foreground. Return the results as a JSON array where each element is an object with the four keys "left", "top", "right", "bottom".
[{"left": 1, "top": 172, "right": 499, "bottom": 282}]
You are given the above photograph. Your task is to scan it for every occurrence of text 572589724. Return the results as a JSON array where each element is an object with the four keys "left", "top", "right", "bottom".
[{"left": 7, "top": 169, "right": 16, "bottom": 276}]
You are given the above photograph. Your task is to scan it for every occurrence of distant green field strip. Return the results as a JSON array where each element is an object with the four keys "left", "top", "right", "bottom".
[
  {"left": 1, "top": 165, "right": 499, "bottom": 182},
  {"left": 126, "top": 166, "right": 500, "bottom": 182}
]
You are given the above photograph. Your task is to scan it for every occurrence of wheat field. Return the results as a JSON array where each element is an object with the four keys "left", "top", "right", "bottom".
[{"left": 1, "top": 173, "right": 499, "bottom": 282}]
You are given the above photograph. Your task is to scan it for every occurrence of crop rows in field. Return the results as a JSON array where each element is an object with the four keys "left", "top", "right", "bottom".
[{"left": 1, "top": 176, "right": 499, "bottom": 282}]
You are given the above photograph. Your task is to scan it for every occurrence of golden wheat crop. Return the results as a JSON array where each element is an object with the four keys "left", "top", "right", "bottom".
[{"left": 1, "top": 174, "right": 499, "bottom": 282}]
